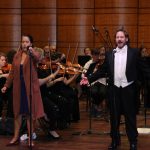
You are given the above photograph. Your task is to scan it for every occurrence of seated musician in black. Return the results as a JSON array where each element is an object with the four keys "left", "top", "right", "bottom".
[
  {"left": 43, "top": 45, "right": 66, "bottom": 65},
  {"left": 0, "top": 52, "right": 13, "bottom": 118},
  {"left": 80, "top": 47, "right": 107, "bottom": 117},
  {"left": 139, "top": 47, "right": 150, "bottom": 108},
  {"left": 38, "top": 69, "right": 61, "bottom": 139},
  {"left": 47, "top": 72, "right": 80, "bottom": 123}
]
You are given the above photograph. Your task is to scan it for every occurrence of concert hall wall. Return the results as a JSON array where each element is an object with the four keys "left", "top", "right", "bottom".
[{"left": 0, "top": 0, "right": 150, "bottom": 61}]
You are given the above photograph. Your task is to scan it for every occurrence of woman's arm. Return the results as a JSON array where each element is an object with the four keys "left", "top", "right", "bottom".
[
  {"left": 30, "top": 47, "right": 44, "bottom": 62},
  {"left": 63, "top": 74, "right": 79, "bottom": 85},
  {"left": 38, "top": 66, "right": 61, "bottom": 86},
  {"left": 0, "top": 73, "right": 9, "bottom": 78},
  {"left": 46, "top": 77, "right": 64, "bottom": 87},
  {"left": 39, "top": 74, "right": 54, "bottom": 86}
]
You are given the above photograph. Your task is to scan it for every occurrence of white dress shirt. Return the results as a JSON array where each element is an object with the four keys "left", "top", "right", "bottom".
[{"left": 114, "top": 45, "right": 133, "bottom": 88}]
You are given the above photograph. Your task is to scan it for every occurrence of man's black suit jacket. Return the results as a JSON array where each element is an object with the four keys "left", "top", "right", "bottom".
[{"left": 88, "top": 47, "right": 140, "bottom": 85}]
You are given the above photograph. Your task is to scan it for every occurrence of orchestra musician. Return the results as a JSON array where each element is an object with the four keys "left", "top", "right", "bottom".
[
  {"left": 43, "top": 45, "right": 66, "bottom": 65},
  {"left": 80, "top": 47, "right": 107, "bottom": 117},
  {"left": 38, "top": 67, "right": 61, "bottom": 139},
  {"left": 0, "top": 52, "right": 12, "bottom": 118},
  {"left": 139, "top": 47, "right": 150, "bottom": 108},
  {"left": 1, "top": 34, "right": 45, "bottom": 147},
  {"left": 46, "top": 66, "right": 80, "bottom": 122},
  {"left": 83, "top": 47, "right": 92, "bottom": 56}
]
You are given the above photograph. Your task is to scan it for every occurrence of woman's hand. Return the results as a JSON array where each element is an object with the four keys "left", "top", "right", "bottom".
[
  {"left": 1, "top": 86, "right": 7, "bottom": 93},
  {"left": 49, "top": 74, "right": 55, "bottom": 81},
  {"left": 80, "top": 77, "right": 89, "bottom": 86},
  {"left": 0, "top": 73, "right": 9, "bottom": 78},
  {"left": 56, "top": 77, "right": 64, "bottom": 82}
]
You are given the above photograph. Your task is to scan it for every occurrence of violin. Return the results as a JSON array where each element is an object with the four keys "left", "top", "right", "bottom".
[
  {"left": 66, "top": 66, "right": 82, "bottom": 75},
  {"left": 57, "top": 65, "right": 82, "bottom": 75},
  {"left": 38, "top": 57, "right": 58, "bottom": 70},
  {"left": 2, "top": 63, "right": 12, "bottom": 73}
]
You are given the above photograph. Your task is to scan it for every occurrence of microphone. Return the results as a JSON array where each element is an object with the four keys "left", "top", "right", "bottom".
[
  {"left": 92, "top": 25, "right": 95, "bottom": 31},
  {"left": 92, "top": 25, "right": 99, "bottom": 33},
  {"left": 27, "top": 46, "right": 33, "bottom": 51},
  {"left": 113, "top": 49, "right": 117, "bottom": 54},
  {"left": 27, "top": 46, "right": 33, "bottom": 56}
]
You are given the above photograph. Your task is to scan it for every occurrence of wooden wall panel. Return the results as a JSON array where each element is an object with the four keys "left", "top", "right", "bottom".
[
  {"left": 95, "top": 0, "right": 138, "bottom": 8},
  {"left": 21, "top": 14, "right": 56, "bottom": 25},
  {"left": 138, "top": 0, "right": 150, "bottom": 48},
  {"left": 94, "top": 0, "right": 138, "bottom": 48},
  {"left": 0, "top": 0, "right": 20, "bottom": 8},
  {"left": 58, "top": 14, "right": 94, "bottom": 26},
  {"left": 0, "top": 0, "right": 21, "bottom": 53},
  {"left": 57, "top": 0, "right": 94, "bottom": 8},
  {"left": 1, "top": 0, "right": 150, "bottom": 55},
  {"left": 22, "top": 0, "right": 56, "bottom": 8},
  {"left": 95, "top": 14, "right": 137, "bottom": 26},
  {"left": 139, "top": 14, "right": 150, "bottom": 25},
  {"left": 21, "top": 0, "right": 57, "bottom": 49},
  {"left": 139, "top": 0, "right": 150, "bottom": 8},
  {"left": 21, "top": 26, "right": 56, "bottom": 47},
  {"left": 57, "top": 0, "right": 95, "bottom": 59},
  {"left": 58, "top": 26, "right": 94, "bottom": 42}
]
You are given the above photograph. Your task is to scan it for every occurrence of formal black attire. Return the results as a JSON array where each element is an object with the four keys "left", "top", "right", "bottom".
[
  {"left": 88, "top": 46, "right": 140, "bottom": 146},
  {"left": 85, "top": 62, "right": 106, "bottom": 107},
  {"left": 0, "top": 77, "right": 13, "bottom": 118},
  {"left": 139, "top": 57, "right": 150, "bottom": 108}
]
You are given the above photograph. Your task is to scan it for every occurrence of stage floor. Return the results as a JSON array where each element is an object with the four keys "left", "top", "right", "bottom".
[{"left": 0, "top": 99, "right": 150, "bottom": 150}]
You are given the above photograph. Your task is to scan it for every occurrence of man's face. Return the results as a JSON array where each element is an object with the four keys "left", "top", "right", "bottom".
[
  {"left": 84, "top": 48, "right": 91, "bottom": 56},
  {"left": 50, "top": 46, "right": 56, "bottom": 53},
  {"left": 0, "top": 56, "right": 6, "bottom": 67},
  {"left": 44, "top": 46, "right": 50, "bottom": 57},
  {"left": 115, "top": 31, "right": 128, "bottom": 49}
]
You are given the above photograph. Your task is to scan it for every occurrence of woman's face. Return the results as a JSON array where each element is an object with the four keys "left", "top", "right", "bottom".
[
  {"left": 21, "top": 36, "right": 32, "bottom": 51},
  {"left": 0, "top": 56, "right": 6, "bottom": 67}
]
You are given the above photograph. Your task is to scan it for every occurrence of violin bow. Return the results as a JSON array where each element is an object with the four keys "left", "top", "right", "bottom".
[
  {"left": 62, "top": 43, "right": 71, "bottom": 77},
  {"left": 92, "top": 25, "right": 110, "bottom": 51},
  {"left": 48, "top": 38, "right": 53, "bottom": 74},
  {"left": 104, "top": 27, "right": 113, "bottom": 50},
  {"left": 71, "top": 42, "right": 79, "bottom": 64},
  {"left": 66, "top": 43, "right": 71, "bottom": 64}
]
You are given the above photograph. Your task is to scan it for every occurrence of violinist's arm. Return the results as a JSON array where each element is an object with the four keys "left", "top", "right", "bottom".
[
  {"left": 39, "top": 74, "right": 54, "bottom": 86},
  {"left": 63, "top": 74, "right": 79, "bottom": 85},
  {"left": 51, "top": 58, "right": 60, "bottom": 64},
  {"left": 39, "top": 66, "right": 61, "bottom": 86},
  {"left": 46, "top": 77, "right": 64, "bottom": 87},
  {"left": 52, "top": 65, "right": 61, "bottom": 78},
  {"left": 0, "top": 73, "right": 9, "bottom": 78},
  {"left": 4, "top": 64, "right": 14, "bottom": 88},
  {"left": 30, "top": 47, "right": 44, "bottom": 62}
]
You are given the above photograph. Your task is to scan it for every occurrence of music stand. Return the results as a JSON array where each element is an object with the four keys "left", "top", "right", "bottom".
[
  {"left": 78, "top": 55, "right": 91, "bottom": 67},
  {"left": 72, "top": 83, "right": 110, "bottom": 136}
]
